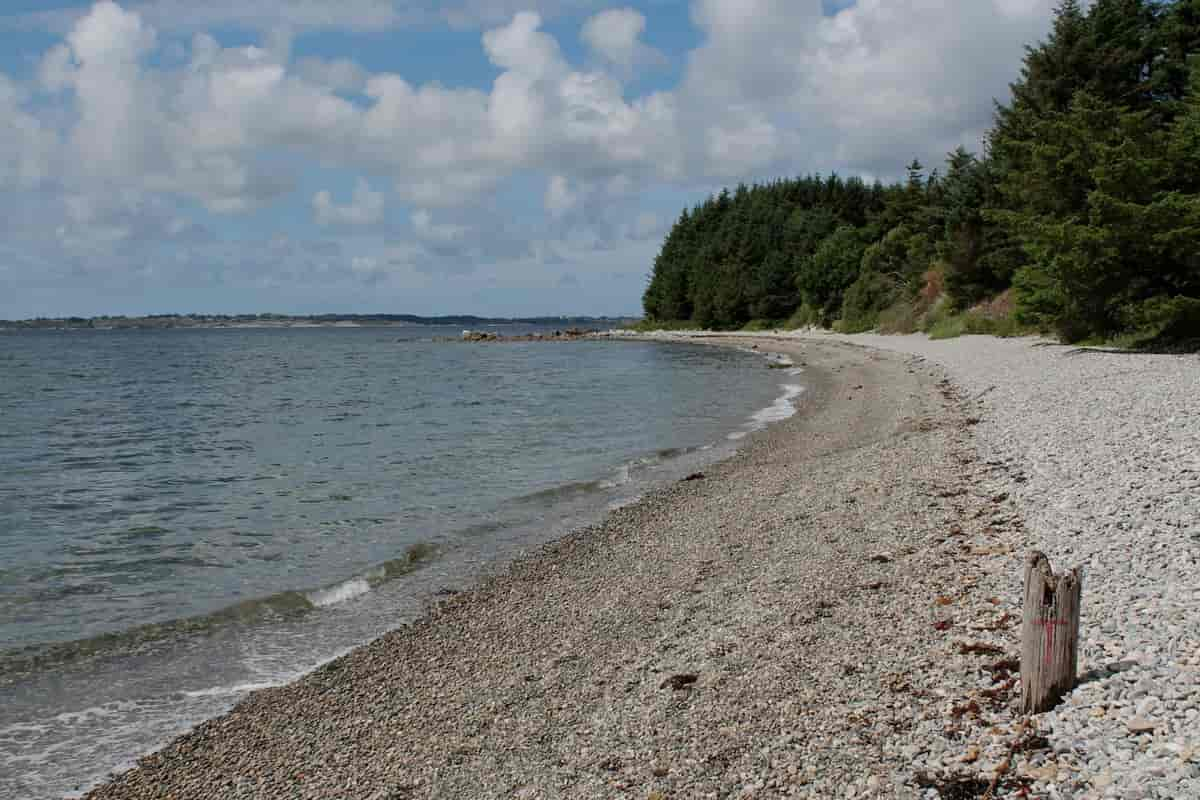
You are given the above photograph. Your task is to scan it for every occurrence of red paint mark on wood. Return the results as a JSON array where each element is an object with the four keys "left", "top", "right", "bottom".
[{"left": 1036, "top": 618, "right": 1070, "bottom": 665}]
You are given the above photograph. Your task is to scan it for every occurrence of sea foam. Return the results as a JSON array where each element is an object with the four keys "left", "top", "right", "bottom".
[
  {"left": 729, "top": 382, "right": 806, "bottom": 440},
  {"left": 305, "top": 578, "right": 371, "bottom": 608}
]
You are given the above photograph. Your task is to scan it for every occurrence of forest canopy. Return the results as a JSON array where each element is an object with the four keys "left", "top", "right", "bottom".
[{"left": 641, "top": 0, "right": 1200, "bottom": 345}]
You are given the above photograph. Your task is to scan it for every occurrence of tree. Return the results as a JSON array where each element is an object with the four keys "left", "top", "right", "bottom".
[
  {"left": 796, "top": 226, "right": 866, "bottom": 322},
  {"left": 1009, "top": 85, "right": 1199, "bottom": 340}
]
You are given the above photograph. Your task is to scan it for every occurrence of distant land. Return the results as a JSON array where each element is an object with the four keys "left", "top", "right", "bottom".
[{"left": 0, "top": 313, "right": 640, "bottom": 331}]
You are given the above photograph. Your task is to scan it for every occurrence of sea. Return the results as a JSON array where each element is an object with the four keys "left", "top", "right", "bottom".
[{"left": 0, "top": 324, "right": 804, "bottom": 798}]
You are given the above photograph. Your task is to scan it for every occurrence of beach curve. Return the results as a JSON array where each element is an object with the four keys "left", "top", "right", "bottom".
[{"left": 81, "top": 337, "right": 1037, "bottom": 799}]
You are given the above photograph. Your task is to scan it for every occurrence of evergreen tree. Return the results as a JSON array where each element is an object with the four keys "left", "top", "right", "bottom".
[
  {"left": 1009, "top": 81, "right": 1200, "bottom": 340},
  {"left": 640, "top": 0, "right": 1199, "bottom": 343},
  {"left": 796, "top": 226, "right": 866, "bottom": 322}
]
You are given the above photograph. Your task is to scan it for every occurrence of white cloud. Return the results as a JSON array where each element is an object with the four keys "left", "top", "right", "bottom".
[
  {"left": 411, "top": 209, "right": 468, "bottom": 246},
  {"left": 313, "top": 178, "right": 384, "bottom": 226},
  {"left": 0, "top": 0, "right": 1065, "bottom": 315},
  {"left": 39, "top": 43, "right": 76, "bottom": 91},
  {"left": 581, "top": 8, "right": 664, "bottom": 74},
  {"left": 482, "top": 11, "right": 567, "bottom": 78},
  {"left": 679, "top": 0, "right": 1058, "bottom": 176},
  {"left": 65, "top": 0, "right": 159, "bottom": 177},
  {"left": 0, "top": 75, "right": 57, "bottom": 188},
  {"left": 295, "top": 56, "right": 368, "bottom": 92},
  {"left": 0, "top": 0, "right": 608, "bottom": 35}
]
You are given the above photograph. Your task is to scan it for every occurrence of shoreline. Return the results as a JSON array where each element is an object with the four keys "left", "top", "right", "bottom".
[
  {"left": 2, "top": 337, "right": 786, "bottom": 800},
  {"left": 82, "top": 336, "right": 1040, "bottom": 799},
  {"left": 612, "top": 331, "right": 1200, "bottom": 798}
]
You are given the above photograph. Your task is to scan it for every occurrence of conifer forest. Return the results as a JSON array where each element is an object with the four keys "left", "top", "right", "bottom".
[{"left": 642, "top": 0, "right": 1200, "bottom": 345}]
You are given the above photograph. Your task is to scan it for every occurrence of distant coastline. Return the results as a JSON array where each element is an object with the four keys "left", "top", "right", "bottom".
[{"left": 0, "top": 313, "right": 639, "bottom": 332}]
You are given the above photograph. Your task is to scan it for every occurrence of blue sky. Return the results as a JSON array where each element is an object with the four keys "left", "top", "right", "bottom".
[{"left": 0, "top": 0, "right": 1060, "bottom": 319}]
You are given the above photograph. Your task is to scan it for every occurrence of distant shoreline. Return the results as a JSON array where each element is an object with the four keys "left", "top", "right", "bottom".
[{"left": 0, "top": 314, "right": 639, "bottom": 332}]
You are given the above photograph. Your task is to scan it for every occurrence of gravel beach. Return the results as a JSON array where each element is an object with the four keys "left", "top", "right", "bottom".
[
  {"left": 795, "top": 332, "right": 1200, "bottom": 800},
  {"left": 626, "top": 331, "right": 1200, "bottom": 799},
  {"left": 80, "top": 333, "right": 1199, "bottom": 799}
]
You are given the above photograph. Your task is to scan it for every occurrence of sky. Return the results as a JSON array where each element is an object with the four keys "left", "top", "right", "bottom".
[{"left": 0, "top": 0, "right": 1062, "bottom": 319}]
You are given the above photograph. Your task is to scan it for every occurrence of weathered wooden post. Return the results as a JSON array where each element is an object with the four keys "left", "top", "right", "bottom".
[{"left": 1020, "top": 551, "right": 1083, "bottom": 714}]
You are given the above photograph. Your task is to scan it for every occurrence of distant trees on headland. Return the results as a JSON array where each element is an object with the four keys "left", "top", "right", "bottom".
[{"left": 643, "top": 0, "right": 1200, "bottom": 346}]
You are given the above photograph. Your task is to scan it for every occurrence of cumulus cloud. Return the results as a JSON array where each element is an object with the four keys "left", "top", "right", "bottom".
[
  {"left": 313, "top": 178, "right": 385, "bottom": 226},
  {"left": 0, "top": 74, "right": 57, "bottom": 188},
  {"left": 410, "top": 208, "right": 468, "bottom": 248},
  {"left": 295, "top": 56, "right": 368, "bottom": 92},
  {"left": 581, "top": 8, "right": 664, "bottom": 74},
  {"left": 680, "top": 0, "right": 1058, "bottom": 175},
  {"left": 0, "top": 0, "right": 1065, "bottom": 315},
  {"left": 0, "top": 0, "right": 607, "bottom": 35}
]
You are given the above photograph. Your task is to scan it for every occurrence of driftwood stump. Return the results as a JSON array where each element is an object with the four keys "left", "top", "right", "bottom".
[{"left": 1020, "top": 551, "right": 1082, "bottom": 714}]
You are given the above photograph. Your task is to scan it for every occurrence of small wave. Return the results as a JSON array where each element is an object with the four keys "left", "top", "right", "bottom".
[
  {"left": 752, "top": 384, "right": 805, "bottom": 425},
  {"left": 305, "top": 578, "right": 370, "bottom": 608},
  {"left": 598, "top": 464, "right": 631, "bottom": 489},
  {"left": 457, "top": 520, "right": 509, "bottom": 538},
  {"left": 509, "top": 480, "right": 607, "bottom": 506},
  {"left": 181, "top": 680, "right": 280, "bottom": 699},
  {"left": 728, "top": 382, "right": 806, "bottom": 440},
  {"left": 0, "top": 542, "right": 438, "bottom": 682}
]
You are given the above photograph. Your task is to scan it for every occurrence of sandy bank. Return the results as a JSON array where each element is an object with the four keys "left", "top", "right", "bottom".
[{"left": 85, "top": 338, "right": 1036, "bottom": 799}]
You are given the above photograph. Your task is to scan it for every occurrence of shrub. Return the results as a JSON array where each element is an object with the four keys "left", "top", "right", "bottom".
[
  {"left": 785, "top": 303, "right": 820, "bottom": 329},
  {"left": 927, "top": 313, "right": 968, "bottom": 339},
  {"left": 877, "top": 301, "right": 919, "bottom": 334},
  {"left": 1118, "top": 295, "right": 1200, "bottom": 347},
  {"left": 921, "top": 295, "right": 954, "bottom": 333},
  {"left": 741, "top": 318, "right": 784, "bottom": 332},
  {"left": 840, "top": 271, "right": 898, "bottom": 333}
]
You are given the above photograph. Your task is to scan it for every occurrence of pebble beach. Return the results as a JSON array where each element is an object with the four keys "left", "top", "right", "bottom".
[{"left": 80, "top": 333, "right": 1199, "bottom": 799}]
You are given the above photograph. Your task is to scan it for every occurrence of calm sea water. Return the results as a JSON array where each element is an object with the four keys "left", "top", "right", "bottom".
[{"left": 0, "top": 325, "right": 801, "bottom": 798}]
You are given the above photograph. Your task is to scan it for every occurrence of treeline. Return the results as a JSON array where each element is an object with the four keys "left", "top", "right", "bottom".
[{"left": 642, "top": 0, "right": 1200, "bottom": 345}]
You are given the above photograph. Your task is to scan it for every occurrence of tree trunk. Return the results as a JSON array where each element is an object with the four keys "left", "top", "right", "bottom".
[{"left": 1020, "top": 551, "right": 1082, "bottom": 714}]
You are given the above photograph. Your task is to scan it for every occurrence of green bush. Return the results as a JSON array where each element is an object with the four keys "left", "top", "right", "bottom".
[
  {"left": 785, "top": 303, "right": 820, "bottom": 329},
  {"left": 927, "top": 313, "right": 968, "bottom": 339},
  {"left": 924, "top": 306, "right": 1029, "bottom": 340},
  {"left": 796, "top": 226, "right": 867, "bottom": 320},
  {"left": 966, "top": 313, "right": 1026, "bottom": 338},
  {"left": 741, "top": 318, "right": 784, "bottom": 332},
  {"left": 840, "top": 271, "right": 898, "bottom": 333},
  {"left": 877, "top": 301, "right": 919, "bottom": 334},
  {"left": 1118, "top": 295, "right": 1200, "bottom": 347}
]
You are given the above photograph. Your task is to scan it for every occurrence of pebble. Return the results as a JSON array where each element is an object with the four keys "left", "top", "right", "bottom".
[
  {"left": 814, "top": 331, "right": 1200, "bottom": 798},
  {"left": 76, "top": 333, "right": 1200, "bottom": 799}
]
